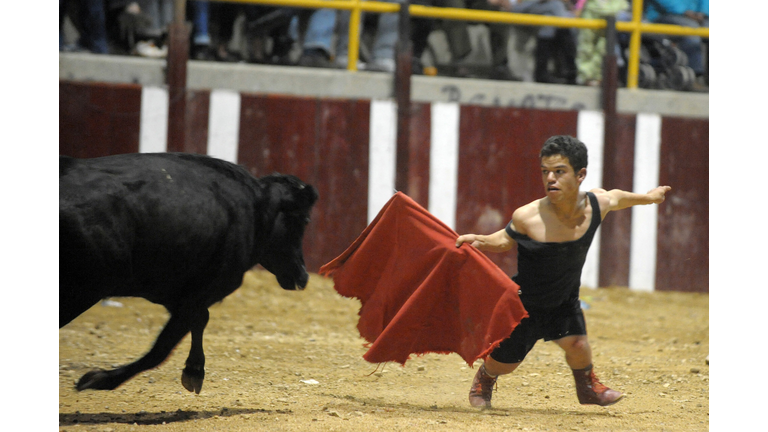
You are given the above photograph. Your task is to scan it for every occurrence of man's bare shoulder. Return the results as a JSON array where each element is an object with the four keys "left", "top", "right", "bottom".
[
  {"left": 588, "top": 188, "right": 615, "bottom": 218},
  {"left": 511, "top": 199, "right": 545, "bottom": 235}
]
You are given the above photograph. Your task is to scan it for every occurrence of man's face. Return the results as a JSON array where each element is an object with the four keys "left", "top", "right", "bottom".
[{"left": 540, "top": 154, "right": 586, "bottom": 201}]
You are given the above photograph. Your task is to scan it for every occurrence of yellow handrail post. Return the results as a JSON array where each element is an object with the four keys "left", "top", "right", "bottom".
[
  {"left": 348, "top": 0, "right": 363, "bottom": 71},
  {"left": 626, "top": 0, "right": 644, "bottom": 89}
]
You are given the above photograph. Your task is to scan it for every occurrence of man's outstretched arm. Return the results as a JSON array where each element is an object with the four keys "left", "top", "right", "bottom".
[{"left": 592, "top": 186, "right": 672, "bottom": 215}]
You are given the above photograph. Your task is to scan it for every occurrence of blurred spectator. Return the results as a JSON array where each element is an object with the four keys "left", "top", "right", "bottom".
[
  {"left": 335, "top": 0, "right": 470, "bottom": 74},
  {"left": 198, "top": 2, "right": 274, "bottom": 62},
  {"left": 244, "top": 7, "right": 296, "bottom": 64},
  {"left": 137, "top": 0, "right": 173, "bottom": 57},
  {"left": 510, "top": 0, "right": 578, "bottom": 84},
  {"left": 187, "top": 3, "right": 336, "bottom": 66},
  {"left": 412, "top": 0, "right": 474, "bottom": 75},
  {"left": 142, "top": 0, "right": 173, "bottom": 36},
  {"left": 645, "top": 0, "right": 708, "bottom": 86},
  {"left": 105, "top": 1, "right": 170, "bottom": 57},
  {"left": 573, "top": 0, "right": 629, "bottom": 86},
  {"left": 63, "top": 0, "right": 712, "bottom": 92},
  {"left": 464, "top": 0, "right": 518, "bottom": 80},
  {"left": 186, "top": 0, "right": 238, "bottom": 61},
  {"left": 335, "top": 1, "right": 401, "bottom": 72},
  {"left": 335, "top": 0, "right": 471, "bottom": 74},
  {"left": 189, "top": 1, "right": 212, "bottom": 59},
  {"left": 334, "top": 0, "right": 517, "bottom": 79},
  {"left": 60, "top": 0, "right": 109, "bottom": 54},
  {"left": 296, "top": 9, "right": 338, "bottom": 67}
]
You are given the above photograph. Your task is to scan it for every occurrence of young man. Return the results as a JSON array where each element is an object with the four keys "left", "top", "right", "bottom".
[{"left": 455, "top": 135, "right": 671, "bottom": 408}]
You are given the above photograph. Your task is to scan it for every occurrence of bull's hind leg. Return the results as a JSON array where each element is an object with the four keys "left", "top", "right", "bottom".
[
  {"left": 181, "top": 309, "right": 209, "bottom": 394},
  {"left": 76, "top": 312, "right": 192, "bottom": 391}
]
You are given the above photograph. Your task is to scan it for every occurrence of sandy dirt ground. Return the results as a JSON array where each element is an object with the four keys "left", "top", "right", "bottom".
[{"left": 59, "top": 269, "right": 709, "bottom": 431}]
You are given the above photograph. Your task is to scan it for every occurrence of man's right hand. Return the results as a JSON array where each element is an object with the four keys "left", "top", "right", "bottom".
[
  {"left": 647, "top": 186, "right": 672, "bottom": 204},
  {"left": 456, "top": 234, "right": 480, "bottom": 248},
  {"left": 456, "top": 229, "right": 515, "bottom": 253}
]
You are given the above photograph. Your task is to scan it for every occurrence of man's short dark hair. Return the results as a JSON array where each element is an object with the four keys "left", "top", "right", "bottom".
[{"left": 539, "top": 135, "right": 588, "bottom": 172}]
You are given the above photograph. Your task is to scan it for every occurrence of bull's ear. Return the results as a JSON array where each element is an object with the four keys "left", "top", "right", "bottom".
[{"left": 268, "top": 174, "right": 319, "bottom": 212}]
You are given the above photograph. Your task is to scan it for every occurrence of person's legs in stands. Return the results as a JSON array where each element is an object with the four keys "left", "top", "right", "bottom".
[
  {"left": 298, "top": 9, "right": 337, "bottom": 67},
  {"left": 190, "top": 1, "right": 212, "bottom": 59},
  {"left": 555, "top": 28, "right": 578, "bottom": 84},
  {"left": 79, "top": 0, "right": 109, "bottom": 53},
  {"left": 441, "top": 0, "right": 472, "bottom": 62},
  {"left": 368, "top": 0, "right": 401, "bottom": 72},
  {"left": 654, "top": 14, "right": 704, "bottom": 75},
  {"left": 334, "top": 9, "right": 361, "bottom": 68},
  {"left": 513, "top": 0, "right": 574, "bottom": 83}
]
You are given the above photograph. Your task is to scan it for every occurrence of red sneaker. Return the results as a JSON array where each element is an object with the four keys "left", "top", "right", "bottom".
[
  {"left": 572, "top": 365, "right": 623, "bottom": 406},
  {"left": 468, "top": 365, "right": 497, "bottom": 408}
]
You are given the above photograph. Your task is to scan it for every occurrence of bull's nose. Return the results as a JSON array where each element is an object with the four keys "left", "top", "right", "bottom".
[
  {"left": 277, "top": 268, "right": 308, "bottom": 291},
  {"left": 296, "top": 268, "right": 309, "bottom": 290}
]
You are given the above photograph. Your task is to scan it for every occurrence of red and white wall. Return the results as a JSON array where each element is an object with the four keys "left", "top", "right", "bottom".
[{"left": 60, "top": 80, "right": 709, "bottom": 293}]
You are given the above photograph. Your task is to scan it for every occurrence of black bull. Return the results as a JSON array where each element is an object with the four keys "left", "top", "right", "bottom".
[{"left": 59, "top": 152, "right": 319, "bottom": 393}]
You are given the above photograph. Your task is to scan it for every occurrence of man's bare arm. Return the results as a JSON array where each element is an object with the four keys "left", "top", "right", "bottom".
[
  {"left": 592, "top": 186, "right": 672, "bottom": 214},
  {"left": 455, "top": 228, "right": 515, "bottom": 253}
]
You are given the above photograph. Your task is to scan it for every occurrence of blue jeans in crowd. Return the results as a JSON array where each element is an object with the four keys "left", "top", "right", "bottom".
[
  {"left": 299, "top": 9, "right": 337, "bottom": 56},
  {"left": 59, "top": 0, "right": 108, "bottom": 53},
  {"left": 190, "top": 0, "right": 212, "bottom": 46},
  {"left": 335, "top": 0, "right": 401, "bottom": 69},
  {"left": 512, "top": 0, "right": 573, "bottom": 39}
]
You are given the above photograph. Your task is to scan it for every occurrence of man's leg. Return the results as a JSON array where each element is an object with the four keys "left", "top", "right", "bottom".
[
  {"left": 553, "top": 334, "right": 592, "bottom": 369},
  {"left": 469, "top": 321, "right": 534, "bottom": 408},
  {"left": 554, "top": 335, "right": 623, "bottom": 406},
  {"left": 484, "top": 356, "right": 521, "bottom": 376}
]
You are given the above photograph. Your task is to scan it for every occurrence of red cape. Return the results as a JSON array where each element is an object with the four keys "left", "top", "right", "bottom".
[{"left": 319, "top": 192, "right": 528, "bottom": 366}]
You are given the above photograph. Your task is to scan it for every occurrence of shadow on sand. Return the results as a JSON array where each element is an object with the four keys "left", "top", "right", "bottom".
[{"left": 59, "top": 406, "right": 289, "bottom": 426}]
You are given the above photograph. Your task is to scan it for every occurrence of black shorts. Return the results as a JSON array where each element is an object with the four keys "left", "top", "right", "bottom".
[{"left": 489, "top": 297, "right": 587, "bottom": 364}]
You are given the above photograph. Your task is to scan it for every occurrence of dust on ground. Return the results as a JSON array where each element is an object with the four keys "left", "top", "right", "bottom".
[{"left": 59, "top": 269, "right": 709, "bottom": 431}]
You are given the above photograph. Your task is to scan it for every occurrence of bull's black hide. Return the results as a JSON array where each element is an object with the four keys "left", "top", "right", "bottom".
[{"left": 59, "top": 152, "right": 318, "bottom": 393}]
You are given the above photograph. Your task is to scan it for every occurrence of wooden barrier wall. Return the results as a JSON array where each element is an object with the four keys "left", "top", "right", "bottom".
[{"left": 59, "top": 80, "right": 709, "bottom": 293}]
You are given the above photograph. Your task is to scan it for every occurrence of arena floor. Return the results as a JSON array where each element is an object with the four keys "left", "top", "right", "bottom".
[{"left": 59, "top": 269, "right": 709, "bottom": 431}]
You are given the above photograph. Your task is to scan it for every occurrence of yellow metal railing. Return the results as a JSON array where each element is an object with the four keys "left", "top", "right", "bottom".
[{"left": 213, "top": 0, "right": 708, "bottom": 89}]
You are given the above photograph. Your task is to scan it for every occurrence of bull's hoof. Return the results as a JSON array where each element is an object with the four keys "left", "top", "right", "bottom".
[
  {"left": 181, "top": 368, "right": 204, "bottom": 394},
  {"left": 76, "top": 369, "right": 118, "bottom": 391}
]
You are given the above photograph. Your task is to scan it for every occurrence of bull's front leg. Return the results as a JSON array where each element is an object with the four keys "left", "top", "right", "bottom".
[
  {"left": 76, "top": 311, "right": 192, "bottom": 391},
  {"left": 181, "top": 308, "right": 209, "bottom": 394}
]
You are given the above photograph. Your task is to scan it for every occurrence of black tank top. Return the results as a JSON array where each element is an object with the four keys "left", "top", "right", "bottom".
[{"left": 504, "top": 192, "right": 601, "bottom": 310}]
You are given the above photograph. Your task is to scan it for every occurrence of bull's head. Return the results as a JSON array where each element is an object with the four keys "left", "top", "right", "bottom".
[{"left": 260, "top": 174, "right": 319, "bottom": 291}]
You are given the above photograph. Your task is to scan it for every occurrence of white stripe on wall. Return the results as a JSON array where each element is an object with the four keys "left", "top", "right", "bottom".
[
  {"left": 428, "top": 102, "right": 460, "bottom": 230},
  {"left": 629, "top": 113, "right": 662, "bottom": 292},
  {"left": 577, "top": 110, "right": 605, "bottom": 289},
  {"left": 207, "top": 90, "right": 241, "bottom": 164},
  {"left": 139, "top": 86, "right": 168, "bottom": 153},
  {"left": 368, "top": 99, "right": 397, "bottom": 223}
]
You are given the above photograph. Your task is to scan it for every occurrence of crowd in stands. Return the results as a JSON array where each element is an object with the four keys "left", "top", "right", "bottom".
[{"left": 59, "top": 0, "right": 708, "bottom": 91}]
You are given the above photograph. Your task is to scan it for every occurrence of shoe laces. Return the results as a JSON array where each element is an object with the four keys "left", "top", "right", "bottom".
[
  {"left": 472, "top": 366, "right": 498, "bottom": 398},
  {"left": 589, "top": 370, "right": 608, "bottom": 393}
]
